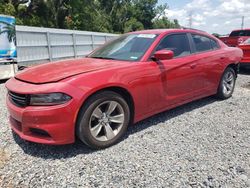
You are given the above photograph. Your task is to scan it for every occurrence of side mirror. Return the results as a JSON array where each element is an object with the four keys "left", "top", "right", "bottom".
[{"left": 153, "top": 50, "right": 174, "bottom": 61}]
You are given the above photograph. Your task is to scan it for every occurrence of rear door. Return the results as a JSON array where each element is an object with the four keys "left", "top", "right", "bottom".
[{"left": 189, "top": 34, "right": 224, "bottom": 93}]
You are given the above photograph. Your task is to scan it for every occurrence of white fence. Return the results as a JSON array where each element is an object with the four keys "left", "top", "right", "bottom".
[{"left": 16, "top": 26, "right": 118, "bottom": 65}]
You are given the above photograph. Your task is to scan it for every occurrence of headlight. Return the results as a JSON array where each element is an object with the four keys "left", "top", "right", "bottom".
[
  {"left": 243, "top": 38, "right": 250, "bottom": 45},
  {"left": 29, "top": 93, "right": 72, "bottom": 106}
]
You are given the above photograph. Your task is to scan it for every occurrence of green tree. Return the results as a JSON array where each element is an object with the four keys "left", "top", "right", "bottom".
[
  {"left": 153, "top": 18, "right": 180, "bottom": 29},
  {"left": 124, "top": 18, "right": 144, "bottom": 32},
  {"left": 132, "top": 0, "right": 158, "bottom": 29},
  {"left": 153, "top": 3, "right": 180, "bottom": 29},
  {"left": 66, "top": 0, "right": 110, "bottom": 32},
  {"left": 96, "top": 0, "right": 132, "bottom": 32},
  {"left": 22, "top": 0, "right": 70, "bottom": 28},
  {"left": 212, "top": 33, "right": 220, "bottom": 38},
  {"left": 0, "top": 0, "right": 180, "bottom": 33},
  {"left": 0, "top": 2, "right": 16, "bottom": 16}
]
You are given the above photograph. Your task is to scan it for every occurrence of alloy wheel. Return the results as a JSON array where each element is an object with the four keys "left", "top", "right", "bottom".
[
  {"left": 222, "top": 70, "right": 235, "bottom": 95},
  {"left": 89, "top": 101, "right": 125, "bottom": 141}
]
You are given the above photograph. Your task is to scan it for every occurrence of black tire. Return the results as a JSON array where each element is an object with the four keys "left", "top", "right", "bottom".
[
  {"left": 216, "top": 67, "right": 236, "bottom": 99},
  {"left": 76, "top": 91, "right": 130, "bottom": 149}
]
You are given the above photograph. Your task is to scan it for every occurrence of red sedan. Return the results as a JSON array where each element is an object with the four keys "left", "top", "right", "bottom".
[
  {"left": 238, "top": 38, "right": 250, "bottom": 69},
  {"left": 6, "top": 29, "right": 243, "bottom": 149}
]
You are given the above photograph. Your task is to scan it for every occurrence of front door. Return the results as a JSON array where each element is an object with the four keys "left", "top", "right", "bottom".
[{"left": 153, "top": 33, "right": 204, "bottom": 106}]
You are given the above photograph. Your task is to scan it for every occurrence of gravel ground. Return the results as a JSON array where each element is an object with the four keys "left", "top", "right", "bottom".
[{"left": 0, "top": 73, "right": 250, "bottom": 188}]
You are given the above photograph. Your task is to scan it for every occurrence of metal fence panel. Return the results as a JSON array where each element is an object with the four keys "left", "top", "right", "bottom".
[{"left": 16, "top": 25, "right": 118, "bottom": 65}]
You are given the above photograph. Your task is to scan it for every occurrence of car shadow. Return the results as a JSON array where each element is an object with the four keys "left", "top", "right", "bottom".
[
  {"left": 127, "top": 96, "right": 216, "bottom": 136},
  {"left": 12, "top": 96, "right": 217, "bottom": 159},
  {"left": 0, "top": 79, "right": 8, "bottom": 84}
]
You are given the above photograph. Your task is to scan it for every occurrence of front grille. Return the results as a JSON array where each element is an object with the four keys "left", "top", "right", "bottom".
[{"left": 8, "top": 91, "right": 29, "bottom": 107}]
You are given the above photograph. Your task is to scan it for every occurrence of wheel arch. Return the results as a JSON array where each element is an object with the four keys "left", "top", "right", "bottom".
[
  {"left": 75, "top": 86, "right": 135, "bottom": 132},
  {"left": 217, "top": 63, "right": 238, "bottom": 89},
  {"left": 226, "top": 63, "right": 239, "bottom": 77},
  {"left": 101, "top": 86, "right": 135, "bottom": 125}
]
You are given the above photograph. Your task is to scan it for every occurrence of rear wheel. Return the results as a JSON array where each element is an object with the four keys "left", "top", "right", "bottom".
[
  {"left": 216, "top": 67, "right": 236, "bottom": 99},
  {"left": 76, "top": 91, "right": 130, "bottom": 149}
]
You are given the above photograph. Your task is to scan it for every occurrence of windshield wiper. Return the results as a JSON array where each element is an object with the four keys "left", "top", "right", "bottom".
[{"left": 90, "top": 56, "right": 116, "bottom": 60}]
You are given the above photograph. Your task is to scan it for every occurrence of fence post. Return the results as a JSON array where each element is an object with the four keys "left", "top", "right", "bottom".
[
  {"left": 72, "top": 33, "right": 77, "bottom": 58},
  {"left": 91, "top": 35, "right": 95, "bottom": 50},
  {"left": 105, "top": 36, "right": 108, "bottom": 42},
  {"left": 46, "top": 32, "right": 52, "bottom": 62}
]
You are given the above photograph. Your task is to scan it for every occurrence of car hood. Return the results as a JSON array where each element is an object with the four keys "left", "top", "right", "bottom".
[{"left": 15, "top": 58, "right": 129, "bottom": 84}]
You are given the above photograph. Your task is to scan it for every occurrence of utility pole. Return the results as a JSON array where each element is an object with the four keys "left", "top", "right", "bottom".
[
  {"left": 188, "top": 11, "right": 193, "bottom": 28},
  {"left": 241, "top": 16, "right": 244, "bottom": 29}
]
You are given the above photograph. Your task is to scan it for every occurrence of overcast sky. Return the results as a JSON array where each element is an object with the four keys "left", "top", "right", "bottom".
[{"left": 158, "top": 0, "right": 250, "bottom": 35}]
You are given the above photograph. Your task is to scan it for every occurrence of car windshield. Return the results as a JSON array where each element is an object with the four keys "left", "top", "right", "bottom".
[
  {"left": 89, "top": 34, "right": 158, "bottom": 61},
  {"left": 229, "top": 30, "right": 250, "bottom": 37}
]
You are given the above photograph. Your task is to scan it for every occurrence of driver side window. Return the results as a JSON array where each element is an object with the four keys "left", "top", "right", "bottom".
[{"left": 156, "top": 34, "right": 191, "bottom": 58}]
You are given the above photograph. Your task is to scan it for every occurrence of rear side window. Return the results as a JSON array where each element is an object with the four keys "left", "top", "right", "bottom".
[
  {"left": 192, "top": 34, "right": 219, "bottom": 52},
  {"left": 210, "top": 39, "right": 219, "bottom": 49},
  {"left": 156, "top": 34, "right": 191, "bottom": 58}
]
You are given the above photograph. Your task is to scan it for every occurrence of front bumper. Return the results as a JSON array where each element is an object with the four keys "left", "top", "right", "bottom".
[
  {"left": 5, "top": 78, "right": 83, "bottom": 145},
  {"left": 7, "top": 98, "right": 76, "bottom": 144}
]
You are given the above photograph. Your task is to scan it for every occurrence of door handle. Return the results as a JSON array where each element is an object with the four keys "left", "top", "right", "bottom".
[
  {"left": 220, "top": 57, "right": 225, "bottom": 60},
  {"left": 190, "top": 64, "right": 197, "bottom": 69}
]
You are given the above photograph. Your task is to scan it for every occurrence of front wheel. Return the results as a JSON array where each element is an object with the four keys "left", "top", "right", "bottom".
[
  {"left": 216, "top": 67, "right": 236, "bottom": 99},
  {"left": 76, "top": 91, "right": 130, "bottom": 149}
]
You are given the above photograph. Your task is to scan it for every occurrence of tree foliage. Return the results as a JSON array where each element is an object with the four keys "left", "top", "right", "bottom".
[
  {"left": 0, "top": 0, "right": 180, "bottom": 33},
  {"left": 212, "top": 33, "right": 221, "bottom": 38}
]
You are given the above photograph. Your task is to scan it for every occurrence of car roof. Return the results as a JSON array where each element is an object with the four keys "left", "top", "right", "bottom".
[{"left": 129, "top": 28, "right": 209, "bottom": 36}]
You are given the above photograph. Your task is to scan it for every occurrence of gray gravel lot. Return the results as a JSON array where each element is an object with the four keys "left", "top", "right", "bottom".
[{"left": 0, "top": 73, "right": 250, "bottom": 188}]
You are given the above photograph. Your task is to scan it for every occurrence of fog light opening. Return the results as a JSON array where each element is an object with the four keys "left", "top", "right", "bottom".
[{"left": 29, "top": 128, "right": 51, "bottom": 138}]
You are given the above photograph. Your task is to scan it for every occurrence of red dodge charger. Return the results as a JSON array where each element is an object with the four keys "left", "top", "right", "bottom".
[{"left": 6, "top": 29, "right": 243, "bottom": 149}]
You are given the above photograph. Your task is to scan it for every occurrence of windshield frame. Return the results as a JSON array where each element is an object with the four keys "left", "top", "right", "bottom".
[{"left": 87, "top": 33, "right": 159, "bottom": 62}]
